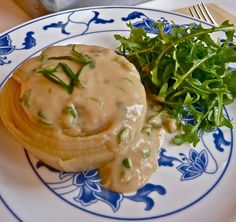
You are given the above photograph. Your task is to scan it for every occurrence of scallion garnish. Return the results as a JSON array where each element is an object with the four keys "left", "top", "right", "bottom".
[
  {"left": 122, "top": 77, "right": 133, "bottom": 84},
  {"left": 122, "top": 158, "right": 133, "bottom": 169},
  {"left": 89, "top": 97, "right": 104, "bottom": 107},
  {"left": 63, "top": 105, "right": 78, "bottom": 119},
  {"left": 41, "top": 46, "right": 95, "bottom": 94},
  {"left": 39, "top": 54, "right": 46, "bottom": 62},
  {"left": 37, "top": 110, "right": 52, "bottom": 126},
  {"left": 141, "top": 124, "right": 153, "bottom": 136},
  {"left": 72, "top": 45, "right": 93, "bottom": 65},
  {"left": 141, "top": 148, "right": 151, "bottom": 158},
  {"left": 19, "top": 89, "right": 31, "bottom": 107},
  {"left": 48, "top": 56, "right": 82, "bottom": 64},
  {"left": 59, "top": 62, "right": 81, "bottom": 87},
  {"left": 118, "top": 127, "right": 131, "bottom": 145},
  {"left": 38, "top": 65, "right": 74, "bottom": 94},
  {"left": 48, "top": 45, "right": 94, "bottom": 66}
]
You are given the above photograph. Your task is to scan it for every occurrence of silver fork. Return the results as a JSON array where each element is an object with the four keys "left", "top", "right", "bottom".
[{"left": 189, "top": 3, "right": 218, "bottom": 26}]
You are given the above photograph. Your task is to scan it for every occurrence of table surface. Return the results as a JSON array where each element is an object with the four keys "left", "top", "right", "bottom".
[{"left": 0, "top": 0, "right": 236, "bottom": 221}]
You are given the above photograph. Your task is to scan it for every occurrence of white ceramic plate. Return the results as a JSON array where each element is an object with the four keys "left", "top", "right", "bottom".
[{"left": 0, "top": 6, "right": 235, "bottom": 222}]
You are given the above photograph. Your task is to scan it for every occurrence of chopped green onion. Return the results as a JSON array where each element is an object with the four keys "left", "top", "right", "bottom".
[
  {"left": 122, "top": 77, "right": 133, "bottom": 84},
  {"left": 122, "top": 158, "right": 133, "bottom": 169},
  {"left": 148, "top": 115, "right": 162, "bottom": 128},
  {"left": 37, "top": 110, "right": 52, "bottom": 126},
  {"left": 116, "top": 85, "right": 126, "bottom": 93},
  {"left": 141, "top": 148, "right": 151, "bottom": 158},
  {"left": 62, "top": 105, "right": 77, "bottom": 128},
  {"left": 63, "top": 105, "right": 78, "bottom": 118},
  {"left": 49, "top": 47, "right": 95, "bottom": 68},
  {"left": 89, "top": 62, "right": 96, "bottom": 69},
  {"left": 43, "top": 46, "right": 97, "bottom": 94},
  {"left": 118, "top": 127, "right": 131, "bottom": 145},
  {"left": 38, "top": 62, "right": 85, "bottom": 94},
  {"left": 89, "top": 97, "right": 104, "bottom": 107},
  {"left": 37, "top": 110, "right": 45, "bottom": 119},
  {"left": 72, "top": 45, "right": 94, "bottom": 66},
  {"left": 48, "top": 56, "right": 82, "bottom": 65},
  {"left": 59, "top": 62, "right": 81, "bottom": 87},
  {"left": 38, "top": 66, "right": 73, "bottom": 94},
  {"left": 39, "top": 54, "right": 46, "bottom": 62},
  {"left": 19, "top": 89, "right": 31, "bottom": 107},
  {"left": 141, "top": 124, "right": 153, "bottom": 136}
]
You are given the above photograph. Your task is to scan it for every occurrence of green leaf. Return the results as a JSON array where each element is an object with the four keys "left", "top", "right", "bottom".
[
  {"left": 226, "top": 70, "right": 236, "bottom": 98},
  {"left": 151, "top": 66, "right": 159, "bottom": 85},
  {"left": 159, "top": 82, "right": 168, "bottom": 97},
  {"left": 173, "top": 52, "right": 217, "bottom": 90},
  {"left": 183, "top": 92, "right": 193, "bottom": 104},
  {"left": 174, "top": 129, "right": 200, "bottom": 147},
  {"left": 220, "top": 20, "right": 235, "bottom": 41},
  {"left": 218, "top": 47, "right": 236, "bottom": 62}
]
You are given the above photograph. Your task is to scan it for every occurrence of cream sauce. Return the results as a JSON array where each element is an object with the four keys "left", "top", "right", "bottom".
[
  {"left": 14, "top": 44, "right": 167, "bottom": 193},
  {"left": 99, "top": 102, "right": 166, "bottom": 193}
]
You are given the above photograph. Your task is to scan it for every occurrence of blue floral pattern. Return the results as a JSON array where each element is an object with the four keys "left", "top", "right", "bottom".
[
  {"left": 158, "top": 128, "right": 231, "bottom": 181},
  {"left": 125, "top": 183, "right": 166, "bottom": 210},
  {"left": 0, "top": 35, "right": 15, "bottom": 65},
  {"left": 36, "top": 162, "right": 165, "bottom": 212},
  {"left": 122, "top": 12, "right": 173, "bottom": 34},
  {"left": 43, "top": 11, "right": 114, "bottom": 35},
  {"left": 213, "top": 128, "right": 231, "bottom": 152},
  {"left": 177, "top": 149, "right": 208, "bottom": 180},
  {"left": 73, "top": 170, "right": 102, "bottom": 205},
  {"left": 0, "top": 32, "right": 36, "bottom": 65}
]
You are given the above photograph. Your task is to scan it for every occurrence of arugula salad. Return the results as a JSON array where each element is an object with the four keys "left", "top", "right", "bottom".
[{"left": 115, "top": 21, "right": 236, "bottom": 146}]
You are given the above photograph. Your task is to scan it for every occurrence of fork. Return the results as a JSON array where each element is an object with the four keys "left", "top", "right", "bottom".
[{"left": 189, "top": 3, "right": 218, "bottom": 26}]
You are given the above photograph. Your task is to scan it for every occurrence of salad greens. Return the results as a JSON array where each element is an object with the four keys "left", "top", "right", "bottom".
[{"left": 115, "top": 21, "right": 236, "bottom": 146}]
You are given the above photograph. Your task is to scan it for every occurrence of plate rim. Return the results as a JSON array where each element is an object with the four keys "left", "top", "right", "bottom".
[
  {"left": 0, "top": 5, "right": 232, "bottom": 222},
  {"left": 0, "top": 5, "right": 213, "bottom": 37}
]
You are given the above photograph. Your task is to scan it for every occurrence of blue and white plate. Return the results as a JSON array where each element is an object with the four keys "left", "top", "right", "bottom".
[{"left": 0, "top": 6, "right": 235, "bottom": 222}]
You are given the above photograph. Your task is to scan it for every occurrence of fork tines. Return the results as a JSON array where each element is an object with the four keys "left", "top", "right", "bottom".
[{"left": 189, "top": 2, "right": 217, "bottom": 25}]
